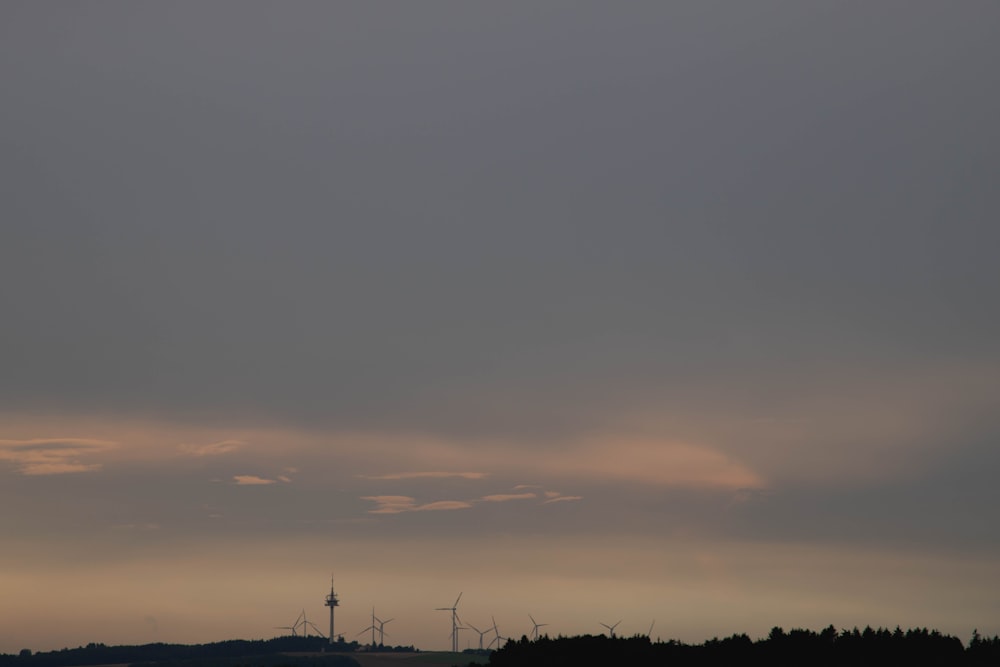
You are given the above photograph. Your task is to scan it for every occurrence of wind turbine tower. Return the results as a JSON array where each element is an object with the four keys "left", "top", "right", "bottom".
[
  {"left": 324, "top": 575, "right": 340, "bottom": 644},
  {"left": 358, "top": 608, "right": 378, "bottom": 647},
  {"left": 435, "top": 592, "right": 463, "bottom": 653}
]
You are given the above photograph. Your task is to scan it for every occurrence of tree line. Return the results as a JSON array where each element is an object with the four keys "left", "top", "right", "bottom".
[
  {"left": 475, "top": 626, "right": 1000, "bottom": 667},
  {"left": 0, "top": 636, "right": 361, "bottom": 667}
]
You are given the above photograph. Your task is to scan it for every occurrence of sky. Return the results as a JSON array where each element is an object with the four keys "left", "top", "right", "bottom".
[{"left": 2, "top": 0, "right": 999, "bottom": 655}]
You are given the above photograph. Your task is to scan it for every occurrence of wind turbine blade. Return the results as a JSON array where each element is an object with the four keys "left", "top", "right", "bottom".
[{"left": 454, "top": 592, "right": 463, "bottom": 608}]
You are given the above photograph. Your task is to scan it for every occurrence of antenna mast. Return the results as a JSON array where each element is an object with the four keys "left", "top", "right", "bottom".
[{"left": 324, "top": 574, "right": 340, "bottom": 645}]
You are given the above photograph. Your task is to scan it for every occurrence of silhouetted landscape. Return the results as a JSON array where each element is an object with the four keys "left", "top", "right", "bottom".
[
  {"left": 477, "top": 627, "right": 1000, "bottom": 667},
  {"left": 0, "top": 637, "right": 376, "bottom": 667},
  {"left": 4, "top": 626, "right": 1000, "bottom": 667}
]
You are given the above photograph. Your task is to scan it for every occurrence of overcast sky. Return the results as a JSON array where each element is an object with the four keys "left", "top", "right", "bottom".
[{"left": 2, "top": 1, "right": 999, "bottom": 654}]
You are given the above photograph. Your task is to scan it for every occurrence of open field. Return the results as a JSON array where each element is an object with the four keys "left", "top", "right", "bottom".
[{"left": 351, "top": 652, "right": 476, "bottom": 667}]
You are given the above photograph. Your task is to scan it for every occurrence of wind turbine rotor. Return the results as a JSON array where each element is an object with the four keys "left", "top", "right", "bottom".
[
  {"left": 376, "top": 617, "right": 393, "bottom": 645},
  {"left": 467, "top": 623, "right": 488, "bottom": 650},
  {"left": 599, "top": 620, "right": 622, "bottom": 638},
  {"left": 529, "top": 615, "right": 547, "bottom": 640},
  {"left": 488, "top": 615, "right": 503, "bottom": 649},
  {"left": 304, "top": 620, "right": 326, "bottom": 638}
]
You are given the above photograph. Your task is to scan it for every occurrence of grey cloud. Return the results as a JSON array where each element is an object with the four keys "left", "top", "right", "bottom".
[
  {"left": 2, "top": 3, "right": 998, "bottom": 440},
  {"left": 1, "top": 2, "right": 999, "bottom": 568}
]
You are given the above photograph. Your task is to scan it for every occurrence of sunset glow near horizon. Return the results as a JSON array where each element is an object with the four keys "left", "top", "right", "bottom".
[{"left": 2, "top": 1, "right": 999, "bottom": 655}]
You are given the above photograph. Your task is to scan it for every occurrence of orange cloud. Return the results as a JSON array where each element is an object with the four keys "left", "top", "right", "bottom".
[
  {"left": 555, "top": 440, "right": 764, "bottom": 490},
  {"left": 480, "top": 493, "right": 537, "bottom": 502},
  {"left": 353, "top": 437, "right": 763, "bottom": 491},
  {"left": 416, "top": 500, "right": 474, "bottom": 511},
  {"left": 232, "top": 475, "right": 277, "bottom": 485},
  {"left": 360, "top": 495, "right": 473, "bottom": 514},
  {"left": 0, "top": 438, "right": 116, "bottom": 475},
  {"left": 358, "top": 471, "right": 489, "bottom": 480},
  {"left": 179, "top": 440, "right": 245, "bottom": 456},
  {"left": 543, "top": 495, "right": 582, "bottom": 504}
]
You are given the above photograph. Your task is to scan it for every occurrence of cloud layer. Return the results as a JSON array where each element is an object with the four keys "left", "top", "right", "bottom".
[{"left": 1, "top": 0, "right": 999, "bottom": 654}]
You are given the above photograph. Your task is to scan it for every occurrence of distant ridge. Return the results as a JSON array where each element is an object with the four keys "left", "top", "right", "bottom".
[{"left": 0, "top": 636, "right": 364, "bottom": 667}]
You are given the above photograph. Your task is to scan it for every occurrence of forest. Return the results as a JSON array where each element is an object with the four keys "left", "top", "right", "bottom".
[
  {"left": 0, "top": 636, "right": 361, "bottom": 667},
  {"left": 476, "top": 626, "right": 1000, "bottom": 667}
]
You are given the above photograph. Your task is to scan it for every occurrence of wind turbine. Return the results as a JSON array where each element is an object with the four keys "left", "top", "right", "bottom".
[
  {"left": 357, "top": 608, "right": 379, "bottom": 646},
  {"left": 529, "top": 614, "right": 548, "bottom": 640},
  {"left": 302, "top": 619, "right": 326, "bottom": 639},
  {"left": 466, "top": 622, "right": 490, "bottom": 651},
  {"left": 274, "top": 624, "right": 298, "bottom": 637},
  {"left": 276, "top": 610, "right": 305, "bottom": 637},
  {"left": 297, "top": 609, "right": 316, "bottom": 637},
  {"left": 599, "top": 620, "right": 622, "bottom": 638},
  {"left": 297, "top": 609, "right": 320, "bottom": 638},
  {"left": 358, "top": 607, "right": 384, "bottom": 646},
  {"left": 375, "top": 615, "right": 393, "bottom": 646},
  {"left": 435, "top": 592, "right": 463, "bottom": 652},
  {"left": 488, "top": 616, "right": 506, "bottom": 650}
]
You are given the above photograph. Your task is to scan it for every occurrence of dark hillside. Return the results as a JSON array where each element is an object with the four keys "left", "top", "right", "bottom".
[{"left": 0, "top": 637, "right": 358, "bottom": 667}]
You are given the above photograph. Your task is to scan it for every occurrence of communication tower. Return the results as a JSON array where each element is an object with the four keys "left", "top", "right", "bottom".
[{"left": 324, "top": 575, "right": 340, "bottom": 644}]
